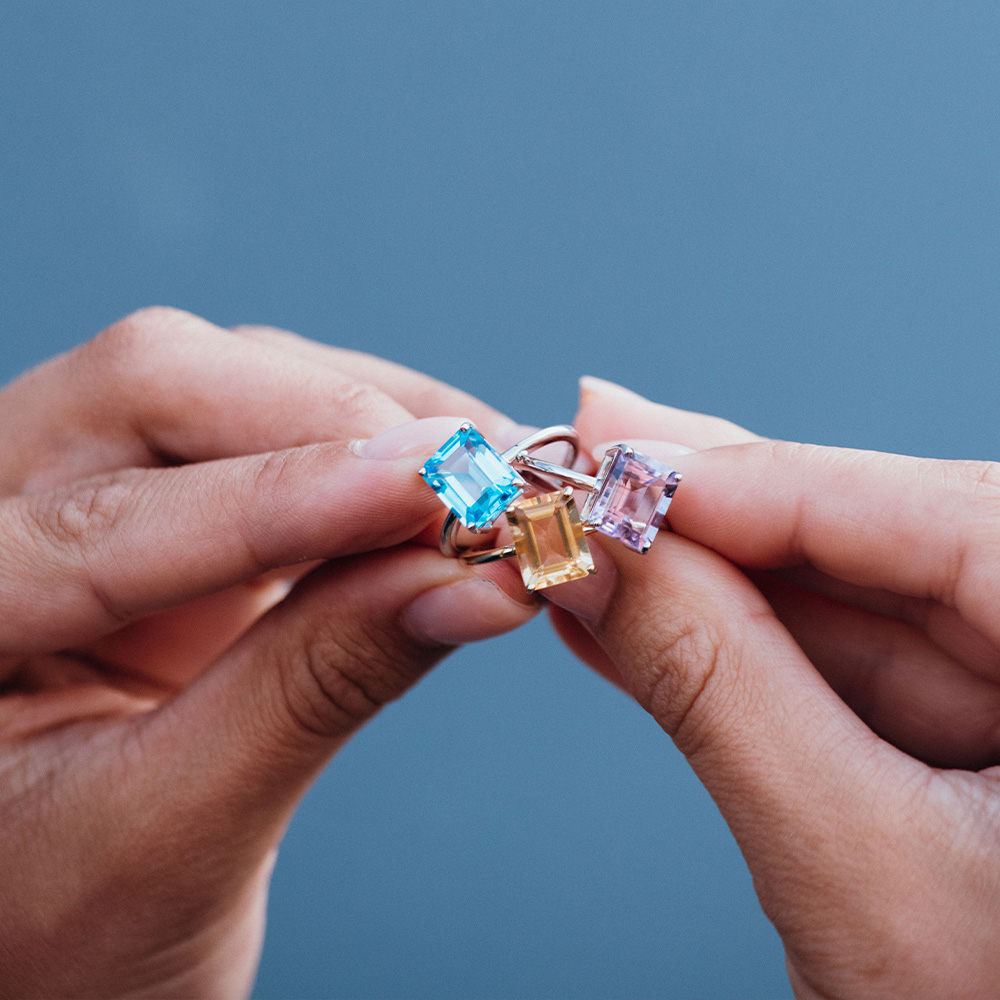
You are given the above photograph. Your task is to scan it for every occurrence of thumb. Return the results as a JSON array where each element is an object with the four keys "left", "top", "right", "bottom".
[
  {"left": 541, "top": 448, "right": 926, "bottom": 926},
  {"left": 137, "top": 543, "right": 536, "bottom": 845},
  {"left": 548, "top": 525, "right": 876, "bottom": 815}
]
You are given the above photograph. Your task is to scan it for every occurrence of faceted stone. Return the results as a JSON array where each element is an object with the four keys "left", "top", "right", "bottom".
[
  {"left": 506, "top": 490, "right": 595, "bottom": 591},
  {"left": 421, "top": 425, "right": 526, "bottom": 530},
  {"left": 582, "top": 446, "right": 680, "bottom": 553}
]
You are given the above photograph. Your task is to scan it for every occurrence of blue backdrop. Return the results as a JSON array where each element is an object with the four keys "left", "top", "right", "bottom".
[{"left": 3, "top": 3, "right": 998, "bottom": 997}]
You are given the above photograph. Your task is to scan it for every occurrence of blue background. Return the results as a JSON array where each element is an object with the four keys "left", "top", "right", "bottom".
[{"left": 3, "top": 3, "right": 998, "bottom": 997}]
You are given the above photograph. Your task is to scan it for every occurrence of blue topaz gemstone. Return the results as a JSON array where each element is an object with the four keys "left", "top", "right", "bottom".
[{"left": 420, "top": 425, "right": 526, "bottom": 530}]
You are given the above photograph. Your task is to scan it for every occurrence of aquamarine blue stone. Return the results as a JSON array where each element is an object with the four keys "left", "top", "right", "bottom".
[{"left": 421, "top": 426, "right": 526, "bottom": 530}]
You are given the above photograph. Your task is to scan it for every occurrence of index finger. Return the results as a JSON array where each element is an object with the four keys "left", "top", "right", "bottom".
[
  {"left": 0, "top": 418, "right": 463, "bottom": 656},
  {"left": 664, "top": 440, "right": 1000, "bottom": 644}
]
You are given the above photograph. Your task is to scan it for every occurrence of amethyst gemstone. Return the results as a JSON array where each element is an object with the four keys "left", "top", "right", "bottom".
[{"left": 582, "top": 446, "right": 680, "bottom": 553}]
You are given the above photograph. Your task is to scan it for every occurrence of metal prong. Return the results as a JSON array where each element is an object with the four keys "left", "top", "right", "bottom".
[
  {"left": 562, "top": 486, "right": 574, "bottom": 499},
  {"left": 639, "top": 543, "right": 652, "bottom": 554},
  {"left": 674, "top": 473, "right": 683, "bottom": 482},
  {"left": 459, "top": 421, "right": 474, "bottom": 431},
  {"left": 623, "top": 445, "right": 634, "bottom": 457},
  {"left": 418, "top": 467, "right": 426, "bottom": 477},
  {"left": 587, "top": 565, "right": 597, "bottom": 575}
]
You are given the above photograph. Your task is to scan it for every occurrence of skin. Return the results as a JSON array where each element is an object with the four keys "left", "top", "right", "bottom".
[
  {"left": 545, "top": 376, "right": 1000, "bottom": 998},
  {"left": 0, "top": 307, "right": 539, "bottom": 998},
  {"left": 4, "top": 309, "right": 999, "bottom": 997}
]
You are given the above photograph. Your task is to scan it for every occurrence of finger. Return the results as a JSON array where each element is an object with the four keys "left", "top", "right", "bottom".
[
  {"left": 754, "top": 572, "right": 1000, "bottom": 768},
  {"left": 544, "top": 524, "right": 929, "bottom": 915},
  {"left": 230, "top": 324, "right": 525, "bottom": 445},
  {"left": 2, "top": 307, "right": 416, "bottom": 494},
  {"left": 572, "top": 378, "right": 1000, "bottom": 672},
  {"left": 0, "top": 418, "right": 460, "bottom": 657},
  {"left": 135, "top": 544, "right": 537, "bottom": 841},
  {"left": 574, "top": 375, "right": 761, "bottom": 451},
  {"left": 647, "top": 440, "right": 1000, "bottom": 648},
  {"left": 574, "top": 382, "right": 1000, "bottom": 644},
  {"left": 770, "top": 565, "right": 1000, "bottom": 681}
]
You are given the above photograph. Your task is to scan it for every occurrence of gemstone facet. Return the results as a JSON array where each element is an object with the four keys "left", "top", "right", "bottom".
[
  {"left": 582, "top": 446, "right": 679, "bottom": 553},
  {"left": 421, "top": 425, "right": 526, "bottom": 530},
  {"left": 506, "top": 489, "right": 594, "bottom": 591}
]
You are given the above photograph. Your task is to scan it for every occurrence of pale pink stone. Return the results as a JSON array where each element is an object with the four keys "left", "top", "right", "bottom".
[{"left": 582, "top": 446, "right": 680, "bottom": 553}]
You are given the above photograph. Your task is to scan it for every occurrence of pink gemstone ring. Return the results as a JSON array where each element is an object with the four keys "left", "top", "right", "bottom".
[{"left": 514, "top": 444, "right": 682, "bottom": 555}]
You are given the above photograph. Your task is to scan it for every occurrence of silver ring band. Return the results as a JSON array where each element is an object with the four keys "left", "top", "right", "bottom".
[{"left": 511, "top": 452, "right": 598, "bottom": 492}]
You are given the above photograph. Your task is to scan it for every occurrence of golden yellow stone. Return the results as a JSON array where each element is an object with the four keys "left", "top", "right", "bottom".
[{"left": 505, "top": 489, "right": 595, "bottom": 591}]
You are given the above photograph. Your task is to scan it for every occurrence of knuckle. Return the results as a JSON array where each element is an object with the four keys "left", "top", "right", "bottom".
[
  {"left": 92, "top": 306, "right": 185, "bottom": 354},
  {"left": 277, "top": 616, "right": 425, "bottom": 740},
  {"left": 637, "top": 614, "right": 734, "bottom": 756},
  {"left": 249, "top": 445, "right": 322, "bottom": 495},
  {"left": 29, "top": 474, "right": 133, "bottom": 552},
  {"left": 23, "top": 472, "right": 141, "bottom": 624},
  {"left": 86, "top": 307, "right": 217, "bottom": 376},
  {"left": 330, "top": 379, "right": 393, "bottom": 426}
]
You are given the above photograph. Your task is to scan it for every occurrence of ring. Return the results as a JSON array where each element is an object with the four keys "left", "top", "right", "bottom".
[
  {"left": 459, "top": 486, "right": 598, "bottom": 593},
  {"left": 421, "top": 422, "right": 683, "bottom": 592},
  {"left": 514, "top": 444, "right": 682, "bottom": 554},
  {"left": 419, "top": 423, "right": 579, "bottom": 556},
  {"left": 437, "top": 424, "right": 579, "bottom": 557},
  {"left": 437, "top": 424, "right": 579, "bottom": 556}
]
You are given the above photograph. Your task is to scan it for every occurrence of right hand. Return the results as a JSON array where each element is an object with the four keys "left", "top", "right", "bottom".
[{"left": 546, "top": 376, "right": 1000, "bottom": 998}]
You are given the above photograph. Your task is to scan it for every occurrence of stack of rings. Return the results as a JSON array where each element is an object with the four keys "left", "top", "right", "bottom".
[{"left": 419, "top": 422, "right": 682, "bottom": 592}]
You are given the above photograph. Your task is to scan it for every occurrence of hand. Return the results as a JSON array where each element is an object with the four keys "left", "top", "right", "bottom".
[
  {"left": 0, "top": 308, "right": 536, "bottom": 998},
  {"left": 546, "top": 376, "right": 1000, "bottom": 998}
]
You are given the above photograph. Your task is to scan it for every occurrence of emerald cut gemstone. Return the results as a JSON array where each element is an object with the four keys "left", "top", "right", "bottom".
[
  {"left": 583, "top": 446, "right": 679, "bottom": 553},
  {"left": 421, "top": 425, "right": 526, "bottom": 530},
  {"left": 506, "top": 489, "right": 594, "bottom": 592}
]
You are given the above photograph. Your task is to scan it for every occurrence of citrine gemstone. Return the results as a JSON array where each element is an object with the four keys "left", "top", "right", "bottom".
[
  {"left": 421, "top": 425, "right": 526, "bottom": 530},
  {"left": 582, "top": 446, "right": 679, "bottom": 553},
  {"left": 506, "top": 490, "right": 594, "bottom": 591}
]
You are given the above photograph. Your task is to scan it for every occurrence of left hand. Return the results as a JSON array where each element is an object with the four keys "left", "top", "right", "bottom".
[{"left": 0, "top": 307, "right": 535, "bottom": 998}]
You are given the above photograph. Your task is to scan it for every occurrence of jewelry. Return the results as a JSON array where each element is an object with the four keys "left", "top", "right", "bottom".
[
  {"left": 461, "top": 487, "right": 596, "bottom": 592},
  {"left": 514, "top": 444, "right": 681, "bottom": 554},
  {"left": 420, "top": 423, "right": 579, "bottom": 551},
  {"left": 421, "top": 422, "right": 683, "bottom": 592}
]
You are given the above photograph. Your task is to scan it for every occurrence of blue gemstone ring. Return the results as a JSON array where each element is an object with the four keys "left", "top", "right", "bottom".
[{"left": 418, "top": 423, "right": 579, "bottom": 557}]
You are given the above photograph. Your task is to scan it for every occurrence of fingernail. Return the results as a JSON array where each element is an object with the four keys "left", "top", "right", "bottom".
[
  {"left": 591, "top": 439, "right": 695, "bottom": 462},
  {"left": 402, "top": 579, "right": 536, "bottom": 646},
  {"left": 542, "top": 547, "right": 619, "bottom": 624},
  {"left": 353, "top": 416, "right": 474, "bottom": 460}
]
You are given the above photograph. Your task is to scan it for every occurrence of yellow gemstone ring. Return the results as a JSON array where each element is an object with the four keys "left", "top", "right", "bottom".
[{"left": 459, "top": 486, "right": 598, "bottom": 593}]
